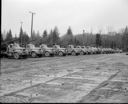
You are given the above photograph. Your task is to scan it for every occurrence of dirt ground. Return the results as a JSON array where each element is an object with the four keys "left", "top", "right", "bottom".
[{"left": 0, "top": 53, "right": 128, "bottom": 103}]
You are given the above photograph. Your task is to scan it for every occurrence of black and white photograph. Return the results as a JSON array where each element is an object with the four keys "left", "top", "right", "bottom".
[{"left": 1, "top": 0, "right": 128, "bottom": 103}]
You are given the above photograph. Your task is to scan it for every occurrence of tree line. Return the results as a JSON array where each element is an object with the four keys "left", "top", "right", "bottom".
[{"left": 1, "top": 26, "right": 128, "bottom": 51}]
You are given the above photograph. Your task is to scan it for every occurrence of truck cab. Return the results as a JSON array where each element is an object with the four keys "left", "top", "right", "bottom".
[
  {"left": 81, "top": 46, "right": 89, "bottom": 54},
  {"left": 76, "top": 46, "right": 87, "bottom": 55},
  {"left": 5, "top": 43, "right": 28, "bottom": 59},
  {"left": 52, "top": 45, "right": 67, "bottom": 56},
  {"left": 40, "top": 44, "right": 55, "bottom": 57},
  {"left": 66, "top": 45, "right": 81, "bottom": 55},
  {"left": 26, "top": 44, "right": 43, "bottom": 58}
]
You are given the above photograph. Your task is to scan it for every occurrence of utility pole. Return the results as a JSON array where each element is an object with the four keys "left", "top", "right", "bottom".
[
  {"left": 29, "top": 11, "right": 36, "bottom": 40},
  {"left": 20, "top": 21, "right": 23, "bottom": 46},
  {"left": 83, "top": 29, "right": 85, "bottom": 45}
]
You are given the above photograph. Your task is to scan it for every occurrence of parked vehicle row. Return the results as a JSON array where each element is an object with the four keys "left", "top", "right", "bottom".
[
  {"left": 0, "top": 43, "right": 123, "bottom": 59},
  {"left": 1, "top": 43, "right": 28, "bottom": 59}
]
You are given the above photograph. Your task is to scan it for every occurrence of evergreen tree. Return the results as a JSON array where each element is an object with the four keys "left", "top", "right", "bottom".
[
  {"left": 122, "top": 26, "right": 128, "bottom": 51},
  {"left": 52, "top": 26, "right": 60, "bottom": 44},
  {"left": 96, "top": 33, "right": 102, "bottom": 47},
  {"left": 62, "top": 26, "right": 74, "bottom": 45},
  {"left": 47, "top": 29, "right": 53, "bottom": 46},
  {"left": 1, "top": 33, "right": 4, "bottom": 42},
  {"left": 41, "top": 30, "right": 48, "bottom": 44},
  {"left": 22, "top": 32, "right": 30, "bottom": 46},
  {"left": 43, "top": 30, "right": 48, "bottom": 38},
  {"left": 46, "top": 27, "right": 60, "bottom": 46},
  {"left": 66, "top": 26, "right": 73, "bottom": 36},
  {"left": 5, "top": 29, "right": 13, "bottom": 42},
  {"left": 35, "top": 31, "right": 42, "bottom": 46},
  {"left": 19, "top": 27, "right": 23, "bottom": 44},
  {"left": 19, "top": 27, "right": 30, "bottom": 46}
]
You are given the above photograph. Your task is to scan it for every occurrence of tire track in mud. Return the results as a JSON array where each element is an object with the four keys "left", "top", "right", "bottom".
[{"left": 78, "top": 70, "right": 121, "bottom": 103}]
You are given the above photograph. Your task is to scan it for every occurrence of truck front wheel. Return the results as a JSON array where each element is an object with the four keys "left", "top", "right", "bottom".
[
  {"left": 45, "top": 51, "right": 50, "bottom": 57},
  {"left": 80, "top": 51, "right": 84, "bottom": 55},
  {"left": 58, "top": 51, "right": 63, "bottom": 56},
  {"left": 71, "top": 51, "right": 76, "bottom": 56},
  {"left": 31, "top": 52, "right": 37, "bottom": 58},
  {"left": 13, "top": 53, "right": 20, "bottom": 59}
]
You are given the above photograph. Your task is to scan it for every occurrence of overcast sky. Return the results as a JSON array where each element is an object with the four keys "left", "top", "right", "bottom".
[{"left": 2, "top": 0, "right": 128, "bottom": 37}]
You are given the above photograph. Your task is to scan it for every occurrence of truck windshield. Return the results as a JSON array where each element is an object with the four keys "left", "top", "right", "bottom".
[
  {"left": 28, "top": 44, "right": 35, "bottom": 48},
  {"left": 54, "top": 45, "right": 60, "bottom": 48},
  {"left": 41, "top": 45, "right": 47, "bottom": 48},
  {"left": 13, "top": 44, "right": 20, "bottom": 48}
]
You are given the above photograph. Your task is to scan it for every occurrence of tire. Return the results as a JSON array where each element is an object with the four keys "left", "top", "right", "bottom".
[
  {"left": 86, "top": 52, "right": 89, "bottom": 55},
  {"left": 80, "top": 51, "right": 84, "bottom": 55},
  {"left": 45, "top": 51, "right": 50, "bottom": 57},
  {"left": 58, "top": 51, "right": 63, "bottom": 56},
  {"left": 13, "top": 53, "right": 20, "bottom": 59},
  {"left": 31, "top": 52, "right": 37, "bottom": 58},
  {"left": 71, "top": 51, "right": 76, "bottom": 56}
]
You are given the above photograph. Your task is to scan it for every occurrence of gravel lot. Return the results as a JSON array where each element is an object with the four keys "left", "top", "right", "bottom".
[{"left": 0, "top": 53, "right": 128, "bottom": 103}]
